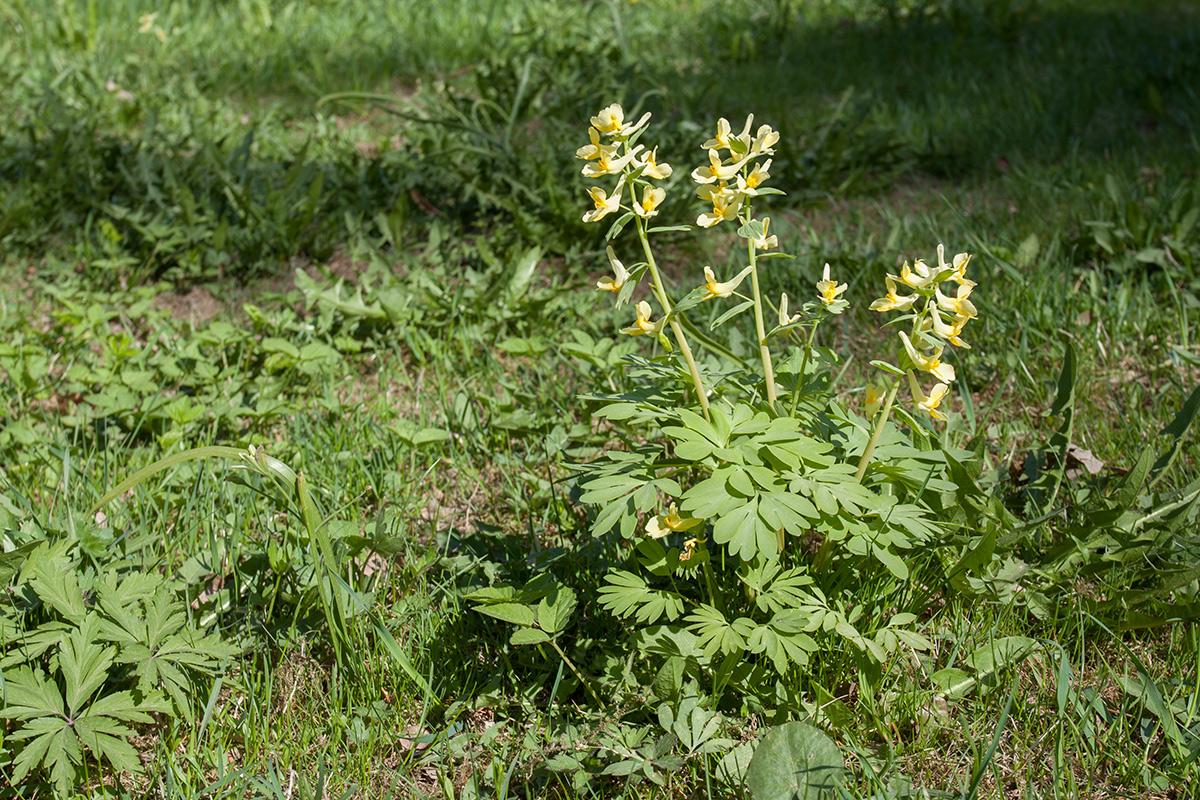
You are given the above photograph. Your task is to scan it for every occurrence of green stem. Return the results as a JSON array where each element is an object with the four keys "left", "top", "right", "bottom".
[
  {"left": 549, "top": 638, "right": 605, "bottom": 707},
  {"left": 746, "top": 227, "right": 776, "bottom": 406},
  {"left": 635, "top": 217, "right": 711, "bottom": 419},
  {"left": 788, "top": 322, "right": 820, "bottom": 417},
  {"left": 854, "top": 378, "right": 902, "bottom": 484},
  {"left": 700, "top": 550, "right": 721, "bottom": 613}
]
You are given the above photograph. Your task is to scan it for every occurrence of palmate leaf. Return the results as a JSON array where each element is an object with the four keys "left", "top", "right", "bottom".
[
  {"left": 746, "top": 620, "right": 817, "bottom": 673},
  {"left": 739, "top": 562, "right": 813, "bottom": 614},
  {"left": 2, "top": 662, "right": 166, "bottom": 791},
  {"left": 599, "top": 571, "right": 685, "bottom": 624},
  {"left": 685, "top": 605, "right": 754, "bottom": 659},
  {"left": 99, "top": 583, "right": 235, "bottom": 720},
  {"left": 710, "top": 498, "right": 779, "bottom": 562}
]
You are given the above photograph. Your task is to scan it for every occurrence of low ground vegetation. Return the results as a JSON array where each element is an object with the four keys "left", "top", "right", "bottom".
[{"left": 2, "top": 0, "right": 1199, "bottom": 797}]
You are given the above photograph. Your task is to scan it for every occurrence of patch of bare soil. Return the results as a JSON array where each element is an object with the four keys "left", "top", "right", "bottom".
[{"left": 152, "top": 285, "right": 224, "bottom": 324}]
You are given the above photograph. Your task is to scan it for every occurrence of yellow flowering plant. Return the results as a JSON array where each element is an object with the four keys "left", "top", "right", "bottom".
[{"left": 564, "top": 104, "right": 982, "bottom": 715}]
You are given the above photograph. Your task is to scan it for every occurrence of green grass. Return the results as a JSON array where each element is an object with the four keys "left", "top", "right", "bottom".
[{"left": 2, "top": 0, "right": 1200, "bottom": 797}]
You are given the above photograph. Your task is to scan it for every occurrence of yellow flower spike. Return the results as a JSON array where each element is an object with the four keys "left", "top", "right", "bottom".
[
  {"left": 778, "top": 293, "right": 801, "bottom": 327},
  {"left": 695, "top": 183, "right": 744, "bottom": 228},
  {"left": 928, "top": 307, "right": 972, "bottom": 349},
  {"left": 646, "top": 503, "right": 705, "bottom": 538},
  {"left": 639, "top": 147, "right": 673, "bottom": 180},
  {"left": 816, "top": 263, "right": 848, "bottom": 307},
  {"left": 899, "top": 331, "right": 956, "bottom": 383},
  {"left": 737, "top": 158, "right": 772, "bottom": 195},
  {"left": 753, "top": 217, "right": 778, "bottom": 251},
  {"left": 691, "top": 149, "right": 744, "bottom": 185},
  {"left": 935, "top": 283, "right": 977, "bottom": 320},
  {"left": 701, "top": 265, "right": 754, "bottom": 300},
  {"left": 869, "top": 276, "right": 918, "bottom": 313},
  {"left": 582, "top": 176, "right": 626, "bottom": 223},
  {"left": 907, "top": 371, "right": 950, "bottom": 421},
  {"left": 619, "top": 301, "right": 665, "bottom": 336},
  {"left": 597, "top": 247, "right": 630, "bottom": 293},
  {"left": 633, "top": 185, "right": 666, "bottom": 219},
  {"left": 751, "top": 124, "right": 780, "bottom": 156},
  {"left": 581, "top": 143, "right": 644, "bottom": 178},
  {"left": 575, "top": 127, "right": 616, "bottom": 162}
]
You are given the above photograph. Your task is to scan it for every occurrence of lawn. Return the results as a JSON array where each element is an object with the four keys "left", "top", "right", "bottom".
[{"left": 1, "top": 0, "right": 1199, "bottom": 797}]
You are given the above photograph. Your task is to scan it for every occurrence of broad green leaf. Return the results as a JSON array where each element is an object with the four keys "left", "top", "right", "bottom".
[
  {"left": 474, "top": 602, "right": 535, "bottom": 628},
  {"left": 871, "top": 544, "right": 909, "bottom": 579},
  {"left": 510, "top": 628, "right": 552, "bottom": 646},
  {"left": 964, "top": 636, "right": 1041, "bottom": 690},
  {"left": 537, "top": 587, "right": 577, "bottom": 634},
  {"left": 932, "top": 667, "right": 976, "bottom": 699},
  {"left": 746, "top": 721, "right": 844, "bottom": 800}
]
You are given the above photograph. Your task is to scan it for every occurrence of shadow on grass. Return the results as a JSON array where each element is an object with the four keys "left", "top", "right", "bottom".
[
  {"left": 669, "top": 2, "right": 1199, "bottom": 176},
  {"left": 4, "top": 2, "right": 1197, "bottom": 282}
]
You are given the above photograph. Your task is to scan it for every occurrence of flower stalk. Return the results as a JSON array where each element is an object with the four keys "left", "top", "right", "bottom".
[
  {"left": 635, "top": 218, "right": 711, "bottom": 419},
  {"left": 746, "top": 227, "right": 777, "bottom": 406},
  {"left": 854, "top": 378, "right": 901, "bottom": 483}
]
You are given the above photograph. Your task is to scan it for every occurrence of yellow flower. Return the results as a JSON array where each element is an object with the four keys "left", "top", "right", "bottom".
[
  {"left": 583, "top": 176, "right": 625, "bottom": 223},
  {"left": 907, "top": 371, "right": 950, "bottom": 421},
  {"left": 752, "top": 217, "right": 778, "bottom": 251},
  {"left": 646, "top": 503, "right": 704, "bottom": 538},
  {"left": 702, "top": 115, "right": 754, "bottom": 153},
  {"left": 737, "top": 158, "right": 772, "bottom": 195},
  {"left": 935, "top": 283, "right": 977, "bottom": 320},
  {"left": 138, "top": 12, "right": 157, "bottom": 32},
  {"left": 701, "top": 265, "right": 754, "bottom": 300},
  {"left": 581, "top": 144, "right": 643, "bottom": 178},
  {"left": 864, "top": 383, "right": 885, "bottom": 417},
  {"left": 701, "top": 118, "right": 734, "bottom": 151},
  {"left": 638, "top": 147, "right": 673, "bottom": 180},
  {"left": 899, "top": 331, "right": 956, "bottom": 384},
  {"left": 620, "top": 301, "right": 665, "bottom": 336},
  {"left": 691, "top": 149, "right": 744, "bottom": 185},
  {"left": 937, "top": 243, "right": 973, "bottom": 284},
  {"left": 679, "top": 537, "right": 701, "bottom": 561},
  {"left": 890, "top": 259, "right": 934, "bottom": 290},
  {"left": 751, "top": 124, "right": 780, "bottom": 155},
  {"left": 869, "top": 276, "right": 918, "bottom": 313},
  {"left": 695, "top": 184, "right": 744, "bottom": 228},
  {"left": 778, "top": 293, "right": 802, "bottom": 327},
  {"left": 597, "top": 247, "right": 630, "bottom": 292},
  {"left": 928, "top": 306, "right": 972, "bottom": 349},
  {"left": 575, "top": 127, "right": 616, "bottom": 161},
  {"left": 633, "top": 185, "right": 666, "bottom": 218},
  {"left": 590, "top": 103, "right": 650, "bottom": 137},
  {"left": 816, "top": 263, "right": 847, "bottom": 307}
]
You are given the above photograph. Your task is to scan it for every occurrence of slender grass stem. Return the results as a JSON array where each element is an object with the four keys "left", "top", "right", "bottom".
[{"left": 549, "top": 639, "right": 605, "bottom": 707}]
